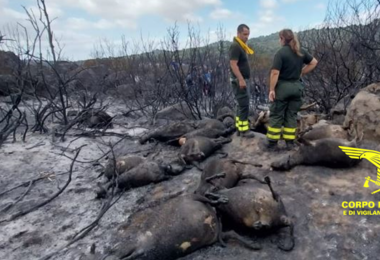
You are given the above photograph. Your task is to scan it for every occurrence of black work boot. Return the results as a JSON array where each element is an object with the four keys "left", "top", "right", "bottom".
[
  {"left": 266, "top": 140, "right": 279, "bottom": 152},
  {"left": 285, "top": 141, "right": 297, "bottom": 151},
  {"left": 240, "top": 130, "right": 255, "bottom": 138}
]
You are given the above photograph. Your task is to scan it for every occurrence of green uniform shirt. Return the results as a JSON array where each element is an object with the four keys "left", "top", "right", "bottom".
[
  {"left": 229, "top": 39, "right": 251, "bottom": 79},
  {"left": 271, "top": 45, "right": 313, "bottom": 81}
]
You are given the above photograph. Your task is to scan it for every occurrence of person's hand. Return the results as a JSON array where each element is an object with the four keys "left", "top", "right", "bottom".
[
  {"left": 269, "top": 91, "right": 276, "bottom": 102},
  {"left": 239, "top": 79, "right": 246, "bottom": 89}
]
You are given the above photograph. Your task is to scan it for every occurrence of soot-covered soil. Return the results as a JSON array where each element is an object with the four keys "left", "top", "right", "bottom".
[{"left": 0, "top": 117, "right": 379, "bottom": 260}]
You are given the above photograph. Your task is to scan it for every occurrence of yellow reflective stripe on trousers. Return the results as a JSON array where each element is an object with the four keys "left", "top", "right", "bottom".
[
  {"left": 283, "top": 127, "right": 296, "bottom": 134},
  {"left": 235, "top": 117, "right": 240, "bottom": 127},
  {"left": 239, "top": 125, "right": 249, "bottom": 131},
  {"left": 267, "top": 133, "right": 281, "bottom": 140},
  {"left": 267, "top": 126, "right": 282, "bottom": 133},
  {"left": 283, "top": 134, "right": 296, "bottom": 140},
  {"left": 240, "top": 120, "right": 249, "bottom": 126}
]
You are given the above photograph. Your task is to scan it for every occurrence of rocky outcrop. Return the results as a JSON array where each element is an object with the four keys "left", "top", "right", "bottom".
[{"left": 343, "top": 83, "right": 380, "bottom": 143}]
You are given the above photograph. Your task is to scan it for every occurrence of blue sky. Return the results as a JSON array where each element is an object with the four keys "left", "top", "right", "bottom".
[{"left": 0, "top": 0, "right": 329, "bottom": 60}]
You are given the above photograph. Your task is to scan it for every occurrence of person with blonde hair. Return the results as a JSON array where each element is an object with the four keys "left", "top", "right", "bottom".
[{"left": 266, "top": 29, "right": 318, "bottom": 151}]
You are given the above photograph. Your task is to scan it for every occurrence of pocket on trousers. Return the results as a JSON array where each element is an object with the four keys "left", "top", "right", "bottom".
[{"left": 269, "top": 101, "right": 276, "bottom": 114}]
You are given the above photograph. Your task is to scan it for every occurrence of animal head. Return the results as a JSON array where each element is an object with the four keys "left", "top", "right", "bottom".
[
  {"left": 217, "top": 106, "right": 234, "bottom": 118},
  {"left": 114, "top": 160, "right": 126, "bottom": 174},
  {"left": 159, "top": 163, "right": 172, "bottom": 173},
  {"left": 299, "top": 114, "right": 321, "bottom": 126},
  {"left": 255, "top": 111, "right": 270, "bottom": 125},
  {"left": 222, "top": 117, "right": 235, "bottom": 128},
  {"left": 298, "top": 114, "right": 322, "bottom": 132},
  {"left": 179, "top": 137, "right": 187, "bottom": 146},
  {"left": 185, "top": 151, "right": 206, "bottom": 162}
]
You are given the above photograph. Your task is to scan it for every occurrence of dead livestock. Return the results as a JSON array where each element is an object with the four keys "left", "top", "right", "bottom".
[
  {"left": 104, "top": 155, "right": 146, "bottom": 180},
  {"left": 252, "top": 103, "right": 319, "bottom": 135},
  {"left": 301, "top": 124, "right": 348, "bottom": 141},
  {"left": 297, "top": 113, "right": 323, "bottom": 133},
  {"left": 182, "top": 127, "right": 234, "bottom": 140},
  {"left": 97, "top": 160, "right": 184, "bottom": 198},
  {"left": 73, "top": 109, "right": 113, "bottom": 128},
  {"left": 100, "top": 195, "right": 260, "bottom": 260},
  {"left": 222, "top": 117, "right": 235, "bottom": 129},
  {"left": 216, "top": 106, "right": 235, "bottom": 122},
  {"left": 211, "top": 177, "right": 294, "bottom": 251},
  {"left": 179, "top": 137, "right": 232, "bottom": 166},
  {"left": 271, "top": 138, "right": 361, "bottom": 171},
  {"left": 251, "top": 110, "right": 270, "bottom": 134},
  {"left": 179, "top": 119, "right": 234, "bottom": 143},
  {"left": 216, "top": 107, "right": 235, "bottom": 129},
  {"left": 196, "top": 118, "right": 227, "bottom": 130},
  {"left": 194, "top": 158, "right": 264, "bottom": 196},
  {"left": 139, "top": 121, "right": 197, "bottom": 144}
]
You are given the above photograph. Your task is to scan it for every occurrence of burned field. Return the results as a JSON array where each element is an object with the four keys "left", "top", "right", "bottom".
[{"left": 0, "top": 103, "right": 379, "bottom": 260}]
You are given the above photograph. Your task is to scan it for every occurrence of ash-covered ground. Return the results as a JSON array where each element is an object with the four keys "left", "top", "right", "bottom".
[{"left": 0, "top": 103, "right": 379, "bottom": 260}]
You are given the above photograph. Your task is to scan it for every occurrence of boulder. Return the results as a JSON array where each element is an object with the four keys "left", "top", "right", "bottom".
[
  {"left": 330, "top": 93, "right": 356, "bottom": 125},
  {"left": 343, "top": 83, "right": 380, "bottom": 143}
]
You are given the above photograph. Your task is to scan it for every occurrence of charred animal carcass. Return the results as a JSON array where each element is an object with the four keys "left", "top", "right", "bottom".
[
  {"left": 68, "top": 109, "right": 113, "bottom": 128},
  {"left": 179, "top": 137, "right": 231, "bottom": 167},
  {"left": 100, "top": 194, "right": 260, "bottom": 260},
  {"left": 271, "top": 138, "right": 361, "bottom": 171},
  {"left": 194, "top": 158, "right": 263, "bottom": 196},
  {"left": 139, "top": 121, "right": 197, "bottom": 144},
  {"left": 211, "top": 177, "right": 295, "bottom": 251},
  {"left": 98, "top": 156, "right": 184, "bottom": 198}
]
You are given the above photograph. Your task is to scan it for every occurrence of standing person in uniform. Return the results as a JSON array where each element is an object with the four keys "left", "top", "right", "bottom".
[
  {"left": 266, "top": 28, "right": 318, "bottom": 150},
  {"left": 229, "top": 24, "right": 256, "bottom": 138}
]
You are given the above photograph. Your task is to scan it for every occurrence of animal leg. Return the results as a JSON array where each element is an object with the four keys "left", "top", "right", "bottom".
[
  {"left": 139, "top": 133, "right": 152, "bottom": 144},
  {"left": 255, "top": 215, "right": 271, "bottom": 230},
  {"left": 178, "top": 153, "right": 187, "bottom": 166},
  {"left": 206, "top": 191, "right": 225, "bottom": 198},
  {"left": 120, "top": 252, "right": 144, "bottom": 260},
  {"left": 193, "top": 194, "right": 229, "bottom": 206},
  {"left": 253, "top": 221, "right": 264, "bottom": 230},
  {"left": 205, "top": 172, "right": 226, "bottom": 183},
  {"left": 116, "top": 173, "right": 132, "bottom": 191},
  {"left": 230, "top": 159, "right": 262, "bottom": 168},
  {"left": 107, "top": 243, "right": 138, "bottom": 260},
  {"left": 95, "top": 183, "right": 109, "bottom": 199},
  {"left": 274, "top": 224, "right": 295, "bottom": 251},
  {"left": 161, "top": 174, "right": 172, "bottom": 182},
  {"left": 216, "top": 214, "right": 227, "bottom": 247},
  {"left": 215, "top": 136, "right": 232, "bottom": 144},
  {"left": 225, "top": 127, "right": 236, "bottom": 136},
  {"left": 240, "top": 172, "right": 267, "bottom": 184},
  {"left": 264, "top": 176, "right": 279, "bottom": 202},
  {"left": 192, "top": 161, "right": 203, "bottom": 171},
  {"left": 216, "top": 152, "right": 228, "bottom": 158},
  {"left": 221, "top": 230, "right": 261, "bottom": 250}
]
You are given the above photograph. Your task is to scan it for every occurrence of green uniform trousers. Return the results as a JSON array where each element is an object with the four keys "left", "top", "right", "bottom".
[
  {"left": 231, "top": 77, "right": 250, "bottom": 132},
  {"left": 267, "top": 80, "right": 303, "bottom": 142}
]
